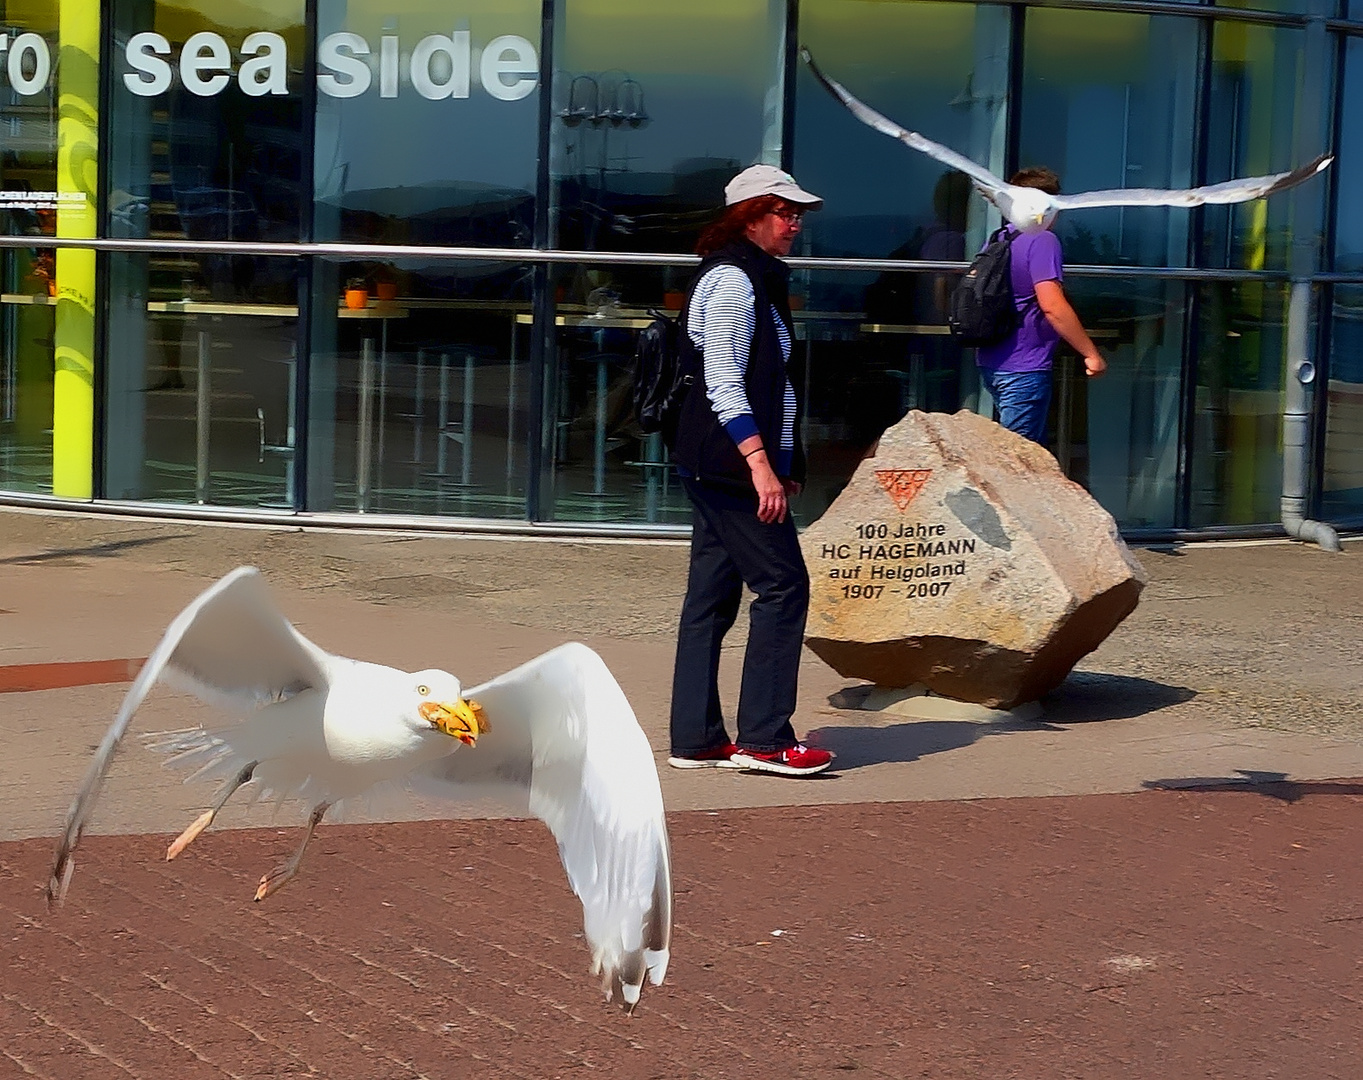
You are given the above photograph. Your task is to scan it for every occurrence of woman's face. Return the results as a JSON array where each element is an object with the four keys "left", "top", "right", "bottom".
[{"left": 745, "top": 201, "right": 804, "bottom": 257}]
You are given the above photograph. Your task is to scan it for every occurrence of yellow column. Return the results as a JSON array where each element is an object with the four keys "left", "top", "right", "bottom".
[{"left": 53, "top": 0, "right": 100, "bottom": 498}]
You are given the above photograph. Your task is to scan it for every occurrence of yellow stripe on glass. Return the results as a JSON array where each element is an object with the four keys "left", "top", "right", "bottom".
[{"left": 53, "top": 0, "right": 99, "bottom": 498}]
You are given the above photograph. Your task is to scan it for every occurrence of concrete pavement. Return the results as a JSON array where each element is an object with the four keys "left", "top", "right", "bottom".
[{"left": 2, "top": 507, "right": 1361, "bottom": 839}]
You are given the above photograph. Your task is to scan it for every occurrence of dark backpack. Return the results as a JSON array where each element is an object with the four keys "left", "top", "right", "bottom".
[
  {"left": 949, "top": 226, "right": 1022, "bottom": 346},
  {"left": 631, "top": 308, "right": 694, "bottom": 448}
]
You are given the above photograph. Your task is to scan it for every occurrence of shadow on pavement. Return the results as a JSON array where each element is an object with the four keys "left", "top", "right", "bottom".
[
  {"left": 1143, "top": 769, "right": 1363, "bottom": 802},
  {"left": 0, "top": 534, "right": 189, "bottom": 565},
  {"left": 805, "top": 719, "right": 1036, "bottom": 771},
  {"left": 1043, "top": 670, "right": 1196, "bottom": 723}
]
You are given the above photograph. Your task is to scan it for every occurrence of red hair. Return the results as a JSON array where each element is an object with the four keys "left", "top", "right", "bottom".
[{"left": 695, "top": 195, "right": 787, "bottom": 256}]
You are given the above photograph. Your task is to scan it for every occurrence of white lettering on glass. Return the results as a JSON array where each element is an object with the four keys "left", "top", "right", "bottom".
[
  {"left": 113, "top": 28, "right": 538, "bottom": 101},
  {"left": 411, "top": 31, "right": 470, "bottom": 101},
  {"left": 316, "top": 32, "right": 372, "bottom": 98},
  {"left": 379, "top": 34, "right": 398, "bottom": 98},
  {"left": 239, "top": 31, "right": 289, "bottom": 97},
  {"left": 123, "top": 32, "right": 173, "bottom": 96},
  {"left": 181, "top": 31, "right": 232, "bottom": 96},
  {"left": 8, "top": 33, "right": 51, "bottom": 96},
  {"left": 480, "top": 35, "right": 536, "bottom": 101}
]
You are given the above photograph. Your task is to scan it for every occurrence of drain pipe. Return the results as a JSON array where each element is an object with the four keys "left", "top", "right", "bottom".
[{"left": 1281, "top": 280, "right": 1341, "bottom": 551}]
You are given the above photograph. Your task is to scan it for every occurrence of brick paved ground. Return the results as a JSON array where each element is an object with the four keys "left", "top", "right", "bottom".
[{"left": 4, "top": 785, "right": 1362, "bottom": 1080}]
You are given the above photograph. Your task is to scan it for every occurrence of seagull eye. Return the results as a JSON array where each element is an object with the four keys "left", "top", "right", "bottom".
[{"left": 417, "top": 684, "right": 430, "bottom": 696}]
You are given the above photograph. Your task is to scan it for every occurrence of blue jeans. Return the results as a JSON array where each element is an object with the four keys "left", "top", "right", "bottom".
[{"left": 979, "top": 366, "right": 1052, "bottom": 446}]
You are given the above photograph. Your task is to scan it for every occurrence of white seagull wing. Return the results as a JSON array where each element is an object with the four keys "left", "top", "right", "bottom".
[
  {"left": 410, "top": 642, "right": 671, "bottom": 1009},
  {"left": 47, "top": 566, "right": 330, "bottom": 905},
  {"left": 801, "top": 48, "right": 1009, "bottom": 198},
  {"left": 1052, "top": 154, "right": 1333, "bottom": 210}
]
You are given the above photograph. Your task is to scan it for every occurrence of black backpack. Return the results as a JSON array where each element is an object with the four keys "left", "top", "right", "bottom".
[
  {"left": 631, "top": 309, "right": 694, "bottom": 448},
  {"left": 949, "top": 226, "right": 1022, "bottom": 346}
]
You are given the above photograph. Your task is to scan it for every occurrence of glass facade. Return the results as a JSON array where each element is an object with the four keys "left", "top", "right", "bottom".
[{"left": 0, "top": 0, "right": 1357, "bottom": 537}]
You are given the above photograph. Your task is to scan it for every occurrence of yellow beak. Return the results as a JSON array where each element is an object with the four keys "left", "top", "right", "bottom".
[{"left": 419, "top": 698, "right": 489, "bottom": 746}]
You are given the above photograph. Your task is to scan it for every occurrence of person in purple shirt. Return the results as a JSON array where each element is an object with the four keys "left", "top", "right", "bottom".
[{"left": 976, "top": 167, "right": 1107, "bottom": 445}]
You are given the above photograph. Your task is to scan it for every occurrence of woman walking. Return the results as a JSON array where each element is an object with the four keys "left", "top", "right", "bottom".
[{"left": 667, "top": 165, "right": 833, "bottom": 778}]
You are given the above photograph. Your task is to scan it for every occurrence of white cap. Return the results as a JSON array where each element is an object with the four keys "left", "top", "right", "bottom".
[{"left": 724, "top": 164, "right": 823, "bottom": 210}]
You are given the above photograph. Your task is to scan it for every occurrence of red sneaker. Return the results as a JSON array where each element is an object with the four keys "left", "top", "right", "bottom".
[
  {"left": 731, "top": 743, "right": 834, "bottom": 776},
  {"left": 668, "top": 742, "right": 743, "bottom": 770}
]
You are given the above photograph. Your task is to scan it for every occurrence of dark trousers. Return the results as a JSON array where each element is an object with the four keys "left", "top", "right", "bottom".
[{"left": 670, "top": 477, "right": 810, "bottom": 754}]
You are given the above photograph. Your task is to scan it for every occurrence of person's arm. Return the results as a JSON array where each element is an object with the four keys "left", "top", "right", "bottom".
[{"left": 1034, "top": 279, "right": 1106, "bottom": 377}]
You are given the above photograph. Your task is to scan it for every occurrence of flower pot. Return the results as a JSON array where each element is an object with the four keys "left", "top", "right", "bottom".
[
  {"left": 663, "top": 290, "right": 685, "bottom": 310},
  {"left": 344, "top": 288, "right": 369, "bottom": 310},
  {"left": 375, "top": 281, "right": 398, "bottom": 301}
]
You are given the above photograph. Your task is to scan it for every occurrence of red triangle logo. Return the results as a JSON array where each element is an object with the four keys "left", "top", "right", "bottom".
[{"left": 875, "top": 469, "right": 933, "bottom": 511}]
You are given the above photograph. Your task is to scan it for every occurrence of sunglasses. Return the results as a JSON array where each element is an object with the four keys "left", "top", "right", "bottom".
[{"left": 771, "top": 206, "right": 805, "bottom": 224}]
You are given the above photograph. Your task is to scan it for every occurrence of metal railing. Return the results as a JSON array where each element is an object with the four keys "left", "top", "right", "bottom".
[{"left": 0, "top": 233, "right": 1320, "bottom": 280}]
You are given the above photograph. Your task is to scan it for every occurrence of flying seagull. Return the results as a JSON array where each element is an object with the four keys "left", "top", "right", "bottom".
[
  {"left": 801, "top": 48, "right": 1332, "bottom": 232},
  {"left": 47, "top": 566, "right": 671, "bottom": 1010}
]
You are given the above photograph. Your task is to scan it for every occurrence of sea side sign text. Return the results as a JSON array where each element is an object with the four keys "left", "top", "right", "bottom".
[{"left": 0, "top": 29, "right": 539, "bottom": 101}]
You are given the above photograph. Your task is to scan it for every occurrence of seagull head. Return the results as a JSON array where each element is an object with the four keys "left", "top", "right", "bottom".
[
  {"left": 408, "top": 669, "right": 489, "bottom": 747},
  {"left": 1008, "top": 185, "right": 1058, "bottom": 232}
]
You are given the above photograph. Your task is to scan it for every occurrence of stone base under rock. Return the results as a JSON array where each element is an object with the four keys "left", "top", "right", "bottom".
[{"left": 829, "top": 683, "right": 1044, "bottom": 724}]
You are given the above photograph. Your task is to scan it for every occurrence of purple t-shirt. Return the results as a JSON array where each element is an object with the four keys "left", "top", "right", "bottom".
[{"left": 976, "top": 227, "right": 1063, "bottom": 374}]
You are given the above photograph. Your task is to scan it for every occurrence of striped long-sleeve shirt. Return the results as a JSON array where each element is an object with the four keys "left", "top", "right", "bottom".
[{"left": 685, "top": 263, "right": 797, "bottom": 475}]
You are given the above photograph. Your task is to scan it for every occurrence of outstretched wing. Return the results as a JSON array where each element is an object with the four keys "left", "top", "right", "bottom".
[
  {"left": 410, "top": 642, "right": 671, "bottom": 1010},
  {"left": 1052, "top": 154, "right": 1332, "bottom": 210},
  {"left": 47, "top": 566, "right": 330, "bottom": 906},
  {"left": 801, "top": 47, "right": 1008, "bottom": 198}
]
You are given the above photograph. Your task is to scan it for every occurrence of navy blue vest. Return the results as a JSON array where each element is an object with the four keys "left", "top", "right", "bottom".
[{"left": 671, "top": 238, "right": 804, "bottom": 493}]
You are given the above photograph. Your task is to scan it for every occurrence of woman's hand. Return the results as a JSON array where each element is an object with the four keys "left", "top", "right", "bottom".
[
  {"left": 737, "top": 439, "right": 787, "bottom": 524},
  {"left": 751, "top": 458, "right": 788, "bottom": 523}
]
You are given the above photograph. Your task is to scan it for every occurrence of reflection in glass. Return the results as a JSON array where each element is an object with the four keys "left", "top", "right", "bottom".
[
  {"left": 1332, "top": 38, "right": 1363, "bottom": 272},
  {"left": 795, "top": 0, "right": 1009, "bottom": 261},
  {"left": 1190, "top": 281, "right": 1288, "bottom": 525},
  {"left": 1216, "top": 0, "right": 1337, "bottom": 16},
  {"left": 104, "top": 0, "right": 306, "bottom": 504},
  {"left": 541, "top": 262, "right": 691, "bottom": 524},
  {"left": 315, "top": 0, "right": 540, "bottom": 247},
  {"left": 1201, "top": 23, "right": 1317, "bottom": 273},
  {"left": 105, "top": 258, "right": 304, "bottom": 507},
  {"left": 1055, "top": 277, "right": 1185, "bottom": 528},
  {"left": 307, "top": 259, "right": 535, "bottom": 519},
  {"left": 0, "top": 2, "right": 60, "bottom": 492},
  {"left": 542, "top": 263, "right": 975, "bottom": 527},
  {"left": 1020, "top": 9, "right": 1198, "bottom": 269},
  {"left": 777, "top": 267, "right": 973, "bottom": 522},
  {"left": 1324, "top": 286, "right": 1363, "bottom": 520},
  {"left": 551, "top": 0, "right": 781, "bottom": 259}
]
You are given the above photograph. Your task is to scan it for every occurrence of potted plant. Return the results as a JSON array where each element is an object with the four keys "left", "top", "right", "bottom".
[
  {"left": 374, "top": 269, "right": 399, "bottom": 301},
  {"left": 344, "top": 276, "right": 369, "bottom": 310}
]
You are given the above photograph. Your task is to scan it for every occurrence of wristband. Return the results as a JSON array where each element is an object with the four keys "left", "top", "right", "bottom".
[{"left": 743, "top": 447, "right": 766, "bottom": 459}]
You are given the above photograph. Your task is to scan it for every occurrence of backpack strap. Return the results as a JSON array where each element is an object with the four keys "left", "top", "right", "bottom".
[{"left": 993, "top": 224, "right": 1040, "bottom": 312}]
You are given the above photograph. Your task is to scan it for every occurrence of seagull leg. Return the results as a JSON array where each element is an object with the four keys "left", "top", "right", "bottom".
[
  {"left": 166, "top": 760, "right": 258, "bottom": 861},
  {"left": 254, "top": 801, "right": 330, "bottom": 902}
]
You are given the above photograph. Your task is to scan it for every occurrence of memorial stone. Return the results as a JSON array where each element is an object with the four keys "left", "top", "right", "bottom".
[{"left": 801, "top": 410, "right": 1146, "bottom": 709}]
